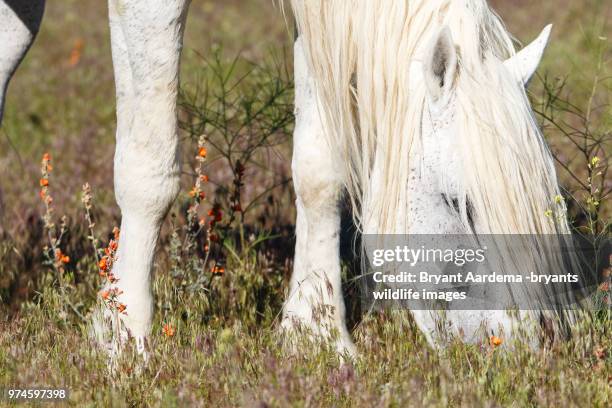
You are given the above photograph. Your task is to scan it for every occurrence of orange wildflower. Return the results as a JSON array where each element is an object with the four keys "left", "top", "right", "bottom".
[
  {"left": 99, "top": 257, "right": 108, "bottom": 271},
  {"left": 39, "top": 178, "right": 49, "bottom": 187},
  {"left": 490, "top": 335, "right": 503, "bottom": 347},
  {"left": 198, "top": 147, "right": 207, "bottom": 158},
  {"left": 200, "top": 175, "right": 209, "bottom": 182},
  {"left": 100, "top": 290, "right": 110, "bottom": 300},
  {"left": 162, "top": 323, "right": 175, "bottom": 337},
  {"left": 211, "top": 265, "right": 225, "bottom": 275},
  {"left": 117, "top": 303, "right": 127, "bottom": 314},
  {"left": 54, "top": 249, "right": 68, "bottom": 263},
  {"left": 42, "top": 153, "right": 51, "bottom": 162}
]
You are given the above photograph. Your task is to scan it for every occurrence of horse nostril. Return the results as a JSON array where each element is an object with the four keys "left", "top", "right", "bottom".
[
  {"left": 441, "top": 193, "right": 460, "bottom": 213},
  {"left": 441, "top": 194, "right": 475, "bottom": 229}
]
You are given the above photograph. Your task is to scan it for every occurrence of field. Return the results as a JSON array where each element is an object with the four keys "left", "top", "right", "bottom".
[{"left": 0, "top": 0, "right": 610, "bottom": 406}]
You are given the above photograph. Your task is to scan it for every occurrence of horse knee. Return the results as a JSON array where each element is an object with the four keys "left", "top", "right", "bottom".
[
  {"left": 292, "top": 109, "right": 343, "bottom": 212},
  {"left": 114, "top": 144, "right": 180, "bottom": 223},
  {"left": 292, "top": 151, "right": 342, "bottom": 212}
]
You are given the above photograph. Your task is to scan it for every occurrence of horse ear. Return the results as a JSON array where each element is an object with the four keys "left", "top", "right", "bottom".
[
  {"left": 504, "top": 24, "right": 552, "bottom": 86},
  {"left": 424, "top": 26, "right": 458, "bottom": 103}
]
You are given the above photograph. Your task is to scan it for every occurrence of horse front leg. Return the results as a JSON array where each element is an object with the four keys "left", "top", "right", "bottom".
[
  {"left": 281, "top": 38, "right": 355, "bottom": 356},
  {"left": 0, "top": 0, "right": 45, "bottom": 123},
  {"left": 104, "top": 0, "right": 190, "bottom": 357}
]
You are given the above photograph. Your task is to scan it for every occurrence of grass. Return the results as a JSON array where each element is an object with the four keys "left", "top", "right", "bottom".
[
  {"left": 0, "top": 0, "right": 610, "bottom": 406},
  {"left": 0, "top": 267, "right": 609, "bottom": 407}
]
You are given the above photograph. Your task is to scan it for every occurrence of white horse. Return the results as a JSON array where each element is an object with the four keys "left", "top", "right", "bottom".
[{"left": 0, "top": 0, "right": 576, "bottom": 356}]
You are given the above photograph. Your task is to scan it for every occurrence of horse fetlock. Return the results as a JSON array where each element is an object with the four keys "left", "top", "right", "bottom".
[
  {"left": 90, "top": 303, "right": 149, "bottom": 363},
  {"left": 280, "top": 309, "right": 356, "bottom": 357},
  {"left": 116, "top": 289, "right": 153, "bottom": 339},
  {"left": 283, "top": 277, "right": 351, "bottom": 339}
]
